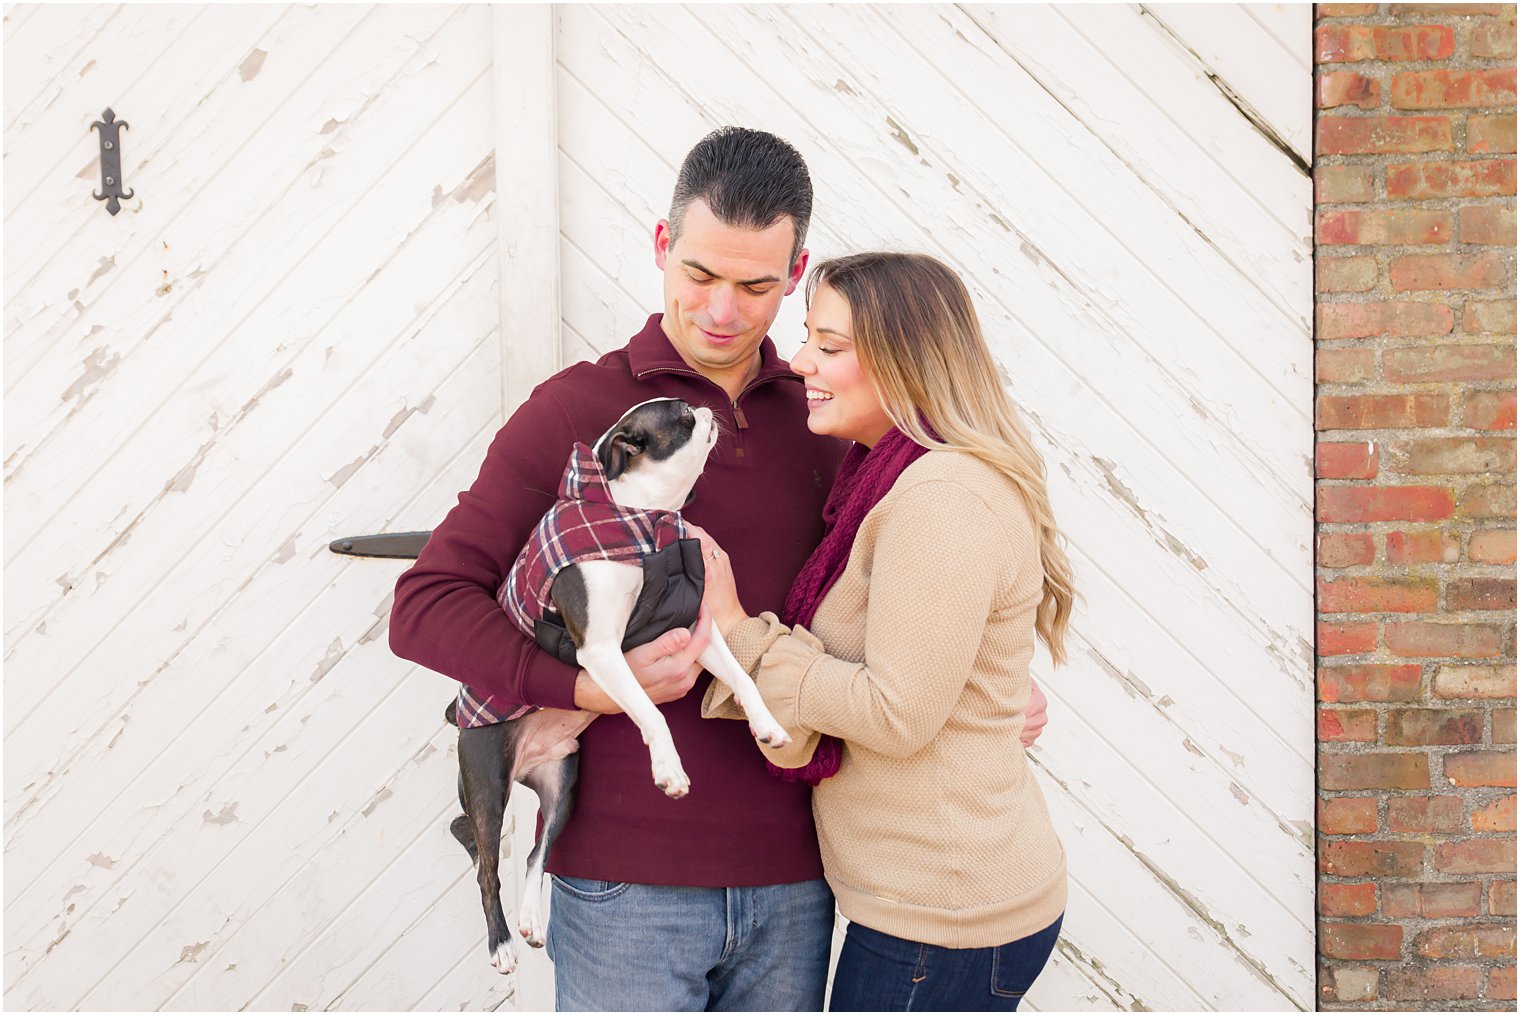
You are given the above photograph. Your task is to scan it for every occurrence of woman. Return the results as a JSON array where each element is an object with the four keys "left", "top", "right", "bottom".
[{"left": 695, "top": 252, "right": 1075, "bottom": 1011}]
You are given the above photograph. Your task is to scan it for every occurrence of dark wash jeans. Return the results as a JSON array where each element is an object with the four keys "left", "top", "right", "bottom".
[{"left": 829, "top": 914, "right": 1064, "bottom": 1012}]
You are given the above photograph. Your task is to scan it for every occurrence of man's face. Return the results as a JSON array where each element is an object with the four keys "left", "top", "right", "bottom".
[{"left": 654, "top": 198, "right": 807, "bottom": 390}]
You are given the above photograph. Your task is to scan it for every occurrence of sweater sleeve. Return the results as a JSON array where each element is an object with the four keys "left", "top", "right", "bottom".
[
  {"left": 763, "top": 481, "right": 1009, "bottom": 760},
  {"left": 388, "top": 384, "right": 581, "bottom": 710}
]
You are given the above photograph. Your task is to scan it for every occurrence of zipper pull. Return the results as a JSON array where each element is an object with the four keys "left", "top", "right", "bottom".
[{"left": 732, "top": 401, "right": 749, "bottom": 429}]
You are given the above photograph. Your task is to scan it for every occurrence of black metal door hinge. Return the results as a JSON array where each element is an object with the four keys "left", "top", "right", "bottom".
[{"left": 91, "top": 108, "right": 133, "bottom": 215}]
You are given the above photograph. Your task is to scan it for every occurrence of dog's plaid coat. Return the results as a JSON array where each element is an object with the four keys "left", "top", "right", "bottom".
[{"left": 454, "top": 441, "right": 688, "bottom": 728}]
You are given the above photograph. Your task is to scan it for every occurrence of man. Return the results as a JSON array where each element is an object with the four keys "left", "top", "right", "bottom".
[{"left": 390, "top": 127, "right": 843, "bottom": 1010}]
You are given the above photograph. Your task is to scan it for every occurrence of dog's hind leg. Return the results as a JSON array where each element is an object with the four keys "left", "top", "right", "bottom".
[
  {"left": 516, "top": 753, "right": 579, "bottom": 948},
  {"left": 459, "top": 723, "right": 517, "bottom": 974},
  {"left": 698, "top": 630, "right": 792, "bottom": 749}
]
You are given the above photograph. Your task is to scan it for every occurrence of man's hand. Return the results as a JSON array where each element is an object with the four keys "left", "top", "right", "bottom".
[
  {"left": 572, "top": 607, "right": 715, "bottom": 714},
  {"left": 1022, "top": 678, "right": 1049, "bottom": 748}
]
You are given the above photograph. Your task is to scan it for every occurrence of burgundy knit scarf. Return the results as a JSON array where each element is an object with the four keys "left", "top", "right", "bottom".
[{"left": 767, "top": 426, "right": 931, "bottom": 785}]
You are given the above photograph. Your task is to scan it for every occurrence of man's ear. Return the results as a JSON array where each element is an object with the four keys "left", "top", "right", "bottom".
[
  {"left": 654, "top": 219, "right": 672, "bottom": 271},
  {"left": 784, "top": 248, "right": 809, "bottom": 296},
  {"left": 600, "top": 431, "right": 643, "bottom": 481}
]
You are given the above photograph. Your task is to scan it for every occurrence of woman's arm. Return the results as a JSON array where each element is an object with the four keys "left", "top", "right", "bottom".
[{"left": 703, "top": 480, "right": 1030, "bottom": 760}]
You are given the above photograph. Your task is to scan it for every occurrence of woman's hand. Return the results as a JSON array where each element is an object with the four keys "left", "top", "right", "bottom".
[
  {"left": 1022, "top": 678, "right": 1049, "bottom": 748},
  {"left": 685, "top": 523, "right": 747, "bottom": 638}
]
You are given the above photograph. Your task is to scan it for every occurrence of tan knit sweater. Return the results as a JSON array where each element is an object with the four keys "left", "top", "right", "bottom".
[{"left": 704, "top": 449, "right": 1067, "bottom": 949}]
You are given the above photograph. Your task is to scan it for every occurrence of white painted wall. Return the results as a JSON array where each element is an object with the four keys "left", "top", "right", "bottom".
[{"left": 5, "top": 4, "right": 1313, "bottom": 1011}]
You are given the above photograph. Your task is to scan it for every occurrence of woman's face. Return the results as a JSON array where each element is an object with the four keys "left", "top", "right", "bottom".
[{"left": 791, "top": 284, "right": 894, "bottom": 448}]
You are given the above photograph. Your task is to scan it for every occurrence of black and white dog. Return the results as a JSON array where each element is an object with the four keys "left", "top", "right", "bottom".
[{"left": 449, "top": 397, "right": 790, "bottom": 974}]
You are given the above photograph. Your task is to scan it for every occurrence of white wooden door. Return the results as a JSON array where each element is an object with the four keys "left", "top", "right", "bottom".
[
  {"left": 5, "top": 4, "right": 1313, "bottom": 1012},
  {"left": 553, "top": 4, "right": 1314, "bottom": 1011},
  {"left": 4, "top": 5, "right": 529, "bottom": 1010}
]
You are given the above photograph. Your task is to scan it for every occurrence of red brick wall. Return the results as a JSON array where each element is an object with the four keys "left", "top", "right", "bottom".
[{"left": 1315, "top": 3, "right": 1517, "bottom": 1008}]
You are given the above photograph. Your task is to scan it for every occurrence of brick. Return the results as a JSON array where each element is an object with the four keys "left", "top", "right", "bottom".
[
  {"left": 1390, "top": 3, "right": 1507, "bottom": 13},
  {"left": 1316, "top": 346, "right": 1378, "bottom": 383},
  {"left": 1389, "top": 251, "right": 1509, "bottom": 290},
  {"left": 1489, "top": 965, "right": 1517, "bottom": 1001},
  {"left": 1317, "top": 441, "right": 1379, "bottom": 479},
  {"left": 1446, "top": 750, "right": 1518, "bottom": 787},
  {"left": 1315, "top": 164, "right": 1378, "bottom": 203},
  {"left": 1321, "top": 663, "right": 1424, "bottom": 701},
  {"left": 1471, "top": 19, "right": 1517, "bottom": 59},
  {"left": 1321, "top": 532, "right": 1377, "bottom": 567},
  {"left": 1392, "top": 69, "right": 1517, "bottom": 109},
  {"left": 1468, "top": 113, "right": 1517, "bottom": 153},
  {"left": 1322, "top": 922, "right": 1404, "bottom": 960},
  {"left": 1327, "top": 965, "right": 1379, "bottom": 1003},
  {"left": 1316, "top": 256, "right": 1379, "bottom": 293},
  {"left": 1473, "top": 794, "right": 1517, "bottom": 832},
  {"left": 1464, "top": 391, "right": 1518, "bottom": 432},
  {"left": 1320, "top": 840, "right": 1423, "bottom": 880},
  {"left": 1389, "top": 794, "right": 1466, "bottom": 832},
  {"left": 1469, "top": 528, "right": 1517, "bottom": 564},
  {"left": 1322, "top": 302, "right": 1461, "bottom": 342},
  {"left": 1386, "top": 964, "right": 1482, "bottom": 1002},
  {"left": 1387, "top": 620, "right": 1507, "bottom": 657},
  {"left": 1434, "top": 663, "right": 1517, "bottom": 698},
  {"left": 1387, "top": 528, "right": 1460, "bottom": 564},
  {"left": 1460, "top": 482, "right": 1516, "bottom": 519},
  {"left": 1317, "top": 209, "right": 1453, "bottom": 245},
  {"left": 1320, "top": 486, "right": 1456, "bottom": 523},
  {"left": 1458, "top": 204, "right": 1518, "bottom": 244},
  {"left": 1402, "top": 436, "right": 1516, "bottom": 474},
  {"left": 1320, "top": 706, "right": 1378, "bottom": 741},
  {"left": 1319, "top": 2, "right": 1378, "bottom": 13},
  {"left": 1384, "top": 345, "right": 1515, "bottom": 383},
  {"left": 1318, "top": 621, "right": 1381, "bottom": 656},
  {"left": 1320, "top": 795, "right": 1380, "bottom": 834},
  {"left": 1387, "top": 159, "right": 1517, "bottom": 198},
  {"left": 1416, "top": 924, "right": 1516, "bottom": 959},
  {"left": 1320, "top": 880, "right": 1378, "bottom": 917},
  {"left": 1317, "top": 301, "right": 1454, "bottom": 340},
  {"left": 1318, "top": 70, "right": 1382, "bottom": 109},
  {"left": 1386, "top": 707, "right": 1485, "bottom": 744},
  {"left": 1321, "top": 576, "right": 1439, "bottom": 613},
  {"left": 1386, "top": 881, "right": 1477, "bottom": 917},
  {"left": 1461, "top": 299, "right": 1517, "bottom": 334},
  {"left": 1437, "top": 838, "right": 1516, "bottom": 874},
  {"left": 1316, "top": 24, "right": 1457, "bottom": 62},
  {"left": 1317, "top": 392, "right": 1450, "bottom": 428},
  {"left": 1322, "top": 751, "right": 1431, "bottom": 789},
  {"left": 1496, "top": 707, "right": 1517, "bottom": 743},
  {"left": 1317, "top": 115, "right": 1455, "bottom": 154},
  {"left": 1492, "top": 880, "right": 1517, "bottom": 916},
  {"left": 1447, "top": 576, "right": 1517, "bottom": 610}
]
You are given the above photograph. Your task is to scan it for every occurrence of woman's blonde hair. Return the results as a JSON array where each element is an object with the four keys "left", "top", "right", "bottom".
[{"left": 807, "top": 252, "right": 1076, "bottom": 665}]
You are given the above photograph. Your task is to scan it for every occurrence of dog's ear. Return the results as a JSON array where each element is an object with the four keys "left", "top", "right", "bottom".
[{"left": 600, "top": 431, "right": 644, "bottom": 481}]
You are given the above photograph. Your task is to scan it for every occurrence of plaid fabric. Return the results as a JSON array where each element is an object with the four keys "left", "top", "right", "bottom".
[{"left": 455, "top": 441, "right": 687, "bottom": 728}]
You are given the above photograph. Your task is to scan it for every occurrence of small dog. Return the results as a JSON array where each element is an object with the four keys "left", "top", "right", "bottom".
[{"left": 449, "top": 397, "right": 790, "bottom": 974}]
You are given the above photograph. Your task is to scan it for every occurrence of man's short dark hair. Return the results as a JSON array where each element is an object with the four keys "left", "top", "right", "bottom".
[{"left": 668, "top": 127, "right": 812, "bottom": 265}]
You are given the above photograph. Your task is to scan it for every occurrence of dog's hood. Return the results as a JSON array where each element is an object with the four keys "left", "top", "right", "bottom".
[{"left": 560, "top": 442, "right": 615, "bottom": 505}]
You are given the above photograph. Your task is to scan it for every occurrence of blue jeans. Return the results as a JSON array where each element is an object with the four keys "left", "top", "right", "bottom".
[
  {"left": 545, "top": 875, "right": 834, "bottom": 1011},
  {"left": 829, "top": 915, "right": 1064, "bottom": 1012}
]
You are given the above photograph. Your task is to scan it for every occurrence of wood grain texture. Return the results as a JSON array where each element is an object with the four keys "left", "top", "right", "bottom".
[{"left": 4, "top": 4, "right": 1312, "bottom": 1010}]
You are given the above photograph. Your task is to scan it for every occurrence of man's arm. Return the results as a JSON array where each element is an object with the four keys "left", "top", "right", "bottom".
[
  {"left": 389, "top": 383, "right": 715, "bottom": 713},
  {"left": 389, "top": 386, "right": 582, "bottom": 710}
]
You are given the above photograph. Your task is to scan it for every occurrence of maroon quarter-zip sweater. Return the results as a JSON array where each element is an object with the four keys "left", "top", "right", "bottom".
[{"left": 389, "top": 314, "right": 846, "bottom": 886}]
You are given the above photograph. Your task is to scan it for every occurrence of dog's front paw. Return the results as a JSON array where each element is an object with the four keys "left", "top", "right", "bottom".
[
  {"left": 491, "top": 935, "right": 519, "bottom": 975},
  {"left": 751, "top": 718, "right": 792, "bottom": 750},
  {"left": 651, "top": 755, "right": 690, "bottom": 798}
]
